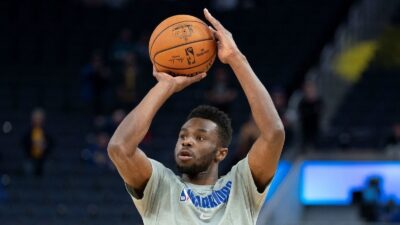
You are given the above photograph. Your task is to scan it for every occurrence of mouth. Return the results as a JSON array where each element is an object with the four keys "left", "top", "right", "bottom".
[{"left": 177, "top": 149, "right": 194, "bottom": 161}]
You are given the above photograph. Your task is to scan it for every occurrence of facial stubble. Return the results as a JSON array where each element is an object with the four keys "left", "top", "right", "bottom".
[{"left": 176, "top": 148, "right": 217, "bottom": 178}]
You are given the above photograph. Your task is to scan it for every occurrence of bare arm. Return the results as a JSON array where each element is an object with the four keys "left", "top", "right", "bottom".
[
  {"left": 108, "top": 67, "right": 206, "bottom": 196},
  {"left": 204, "top": 9, "right": 285, "bottom": 191}
]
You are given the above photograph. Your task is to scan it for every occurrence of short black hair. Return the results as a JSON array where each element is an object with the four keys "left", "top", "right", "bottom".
[{"left": 187, "top": 105, "right": 233, "bottom": 147}]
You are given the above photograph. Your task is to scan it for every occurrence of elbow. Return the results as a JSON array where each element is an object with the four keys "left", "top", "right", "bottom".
[
  {"left": 107, "top": 142, "right": 132, "bottom": 160},
  {"left": 107, "top": 142, "right": 121, "bottom": 160},
  {"left": 277, "top": 126, "right": 286, "bottom": 145},
  {"left": 265, "top": 122, "right": 285, "bottom": 144}
]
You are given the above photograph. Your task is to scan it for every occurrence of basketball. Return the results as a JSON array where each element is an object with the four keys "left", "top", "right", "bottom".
[{"left": 149, "top": 15, "right": 217, "bottom": 77}]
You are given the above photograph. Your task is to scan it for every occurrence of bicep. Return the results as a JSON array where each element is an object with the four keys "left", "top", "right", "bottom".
[
  {"left": 108, "top": 147, "right": 152, "bottom": 195},
  {"left": 248, "top": 136, "right": 283, "bottom": 191}
]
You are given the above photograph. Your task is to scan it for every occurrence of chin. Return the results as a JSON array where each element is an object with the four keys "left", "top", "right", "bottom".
[
  {"left": 176, "top": 162, "right": 195, "bottom": 174},
  {"left": 175, "top": 159, "right": 192, "bottom": 168}
]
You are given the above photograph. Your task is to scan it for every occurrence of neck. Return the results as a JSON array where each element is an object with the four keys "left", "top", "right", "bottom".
[{"left": 181, "top": 166, "right": 219, "bottom": 185}]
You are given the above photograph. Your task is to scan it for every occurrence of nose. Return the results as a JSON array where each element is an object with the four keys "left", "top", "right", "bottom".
[{"left": 182, "top": 137, "right": 193, "bottom": 147}]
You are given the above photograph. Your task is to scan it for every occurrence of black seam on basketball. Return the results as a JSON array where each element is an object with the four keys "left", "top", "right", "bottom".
[
  {"left": 152, "top": 38, "right": 214, "bottom": 64},
  {"left": 155, "top": 50, "right": 216, "bottom": 70},
  {"left": 149, "top": 20, "right": 209, "bottom": 56}
]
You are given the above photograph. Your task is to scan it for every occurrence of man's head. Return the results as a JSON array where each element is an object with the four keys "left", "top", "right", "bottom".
[
  {"left": 303, "top": 81, "right": 317, "bottom": 100},
  {"left": 393, "top": 123, "right": 400, "bottom": 138},
  {"left": 175, "top": 105, "right": 232, "bottom": 177},
  {"left": 31, "top": 108, "right": 45, "bottom": 127}
]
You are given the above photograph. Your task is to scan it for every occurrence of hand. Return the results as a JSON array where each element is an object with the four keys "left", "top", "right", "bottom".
[
  {"left": 152, "top": 66, "right": 207, "bottom": 93},
  {"left": 204, "top": 8, "right": 242, "bottom": 64}
]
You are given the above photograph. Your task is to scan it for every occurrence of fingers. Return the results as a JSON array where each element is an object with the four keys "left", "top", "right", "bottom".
[
  {"left": 152, "top": 65, "right": 164, "bottom": 81},
  {"left": 153, "top": 65, "right": 170, "bottom": 77},
  {"left": 152, "top": 65, "right": 158, "bottom": 77},
  {"left": 152, "top": 65, "right": 171, "bottom": 82},
  {"left": 197, "top": 72, "right": 207, "bottom": 80},
  {"left": 204, "top": 8, "right": 224, "bottom": 30},
  {"left": 208, "top": 25, "right": 218, "bottom": 39},
  {"left": 153, "top": 64, "right": 206, "bottom": 85},
  {"left": 208, "top": 25, "right": 217, "bottom": 34},
  {"left": 208, "top": 25, "right": 222, "bottom": 43},
  {"left": 186, "top": 72, "right": 207, "bottom": 84}
]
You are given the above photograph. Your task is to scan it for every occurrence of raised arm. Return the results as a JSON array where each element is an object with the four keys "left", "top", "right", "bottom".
[
  {"left": 108, "top": 67, "right": 206, "bottom": 196},
  {"left": 204, "top": 9, "right": 285, "bottom": 191}
]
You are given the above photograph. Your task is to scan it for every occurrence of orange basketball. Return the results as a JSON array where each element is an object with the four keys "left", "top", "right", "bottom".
[{"left": 149, "top": 15, "right": 217, "bottom": 77}]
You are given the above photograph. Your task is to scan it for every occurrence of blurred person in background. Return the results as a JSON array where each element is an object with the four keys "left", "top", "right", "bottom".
[
  {"left": 271, "top": 87, "right": 287, "bottom": 120},
  {"left": 381, "top": 197, "right": 400, "bottom": 223},
  {"left": 83, "top": 131, "right": 114, "bottom": 170},
  {"left": 0, "top": 182, "right": 7, "bottom": 203},
  {"left": 80, "top": 52, "right": 112, "bottom": 115},
  {"left": 134, "top": 32, "right": 151, "bottom": 63},
  {"left": 22, "top": 108, "right": 54, "bottom": 177},
  {"left": 211, "top": 0, "right": 258, "bottom": 12},
  {"left": 111, "top": 28, "right": 136, "bottom": 65},
  {"left": 104, "top": 0, "right": 128, "bottom": 9},
  {"left": 271, "top": 87, "right": 293, "bottom": 150},
  {"left": 115, "top": 52, "right": 140, "bottom": 111},
  {"left": 359, "top": 177, "right": 382, "bottom": 222},
  {"left": 224, "top": 114, "right": 259, "bottom": 174},
  {"left": 298, "top": 80, "right": 323, "bottom": 152},
  {"left": 82, "top": 109, "right": 126, "bottom": 170},
  {"left": 211, "top": 0, "right": 238, "bottom": 12},
  {"left": 386, "top": 122, "right": 400, "bottom": 146},
  {"left": 106, "top": 108, "right": 127, "bottom": 135},
  {"left": 205, "top": 66, "right": 238, "bottom": 114},
  {"left": 384, "top": 122, "right": 400, "bottom": 158}
]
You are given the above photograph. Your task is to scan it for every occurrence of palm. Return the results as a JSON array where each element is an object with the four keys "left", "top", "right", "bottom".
[
  {"left": 172, "top": 76, "right": 194, "bottom": 92},
  {"left": 153, "top": 67, "right": 206, "bottom": 93}
]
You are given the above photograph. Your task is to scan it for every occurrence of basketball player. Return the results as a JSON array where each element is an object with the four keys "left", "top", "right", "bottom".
[{"left": 108, "top": 8, "right": 285, "bottom": 225}]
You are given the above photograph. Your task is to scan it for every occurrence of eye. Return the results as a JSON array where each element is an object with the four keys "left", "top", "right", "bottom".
[
  {"left": 196, "top": 136, "right": 205, "bottom": 141},
  {"left": 179, "top": 134, "right": 186, "bottom": 139}
]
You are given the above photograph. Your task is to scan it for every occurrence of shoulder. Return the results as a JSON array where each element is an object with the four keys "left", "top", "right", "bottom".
[
  {"left": 148, "top": 159, "right": 179, "bottom": 182},
  {"left": 126, "top": 159, "right": 178, "bottom": 199},
  {"left": 223, "top": 156, "right": 251, "bottom": 180}
]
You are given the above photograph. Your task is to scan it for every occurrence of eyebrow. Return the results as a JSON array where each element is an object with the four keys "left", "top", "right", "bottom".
[{"left": 180, "top": 128, "right": 209, "bottom": 133}]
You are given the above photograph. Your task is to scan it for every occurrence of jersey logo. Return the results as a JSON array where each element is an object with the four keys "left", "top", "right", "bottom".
[
  {"left": 179, "top": 181, "right": 232, "bottom": 209},
  {"left": 200, "top": 212, "right": 212, "bottom": 220},
  {"left": 180, "top": 188, "right": 190, "bottom": 201}
]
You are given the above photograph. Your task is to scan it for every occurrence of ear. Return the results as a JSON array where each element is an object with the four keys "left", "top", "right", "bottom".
[{"left": 215, "top": 147, "right": 228, "bottom": 162}]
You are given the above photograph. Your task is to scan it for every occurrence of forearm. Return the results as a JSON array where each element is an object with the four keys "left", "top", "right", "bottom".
[
  {"left": 109, "top": 82, "right": 174, "bottom": 151},
  {"left": 229, "top": 53, "right": 284, "bottom": 139}
]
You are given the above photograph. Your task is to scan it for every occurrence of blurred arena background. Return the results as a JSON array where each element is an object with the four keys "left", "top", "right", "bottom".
[{"left": 0, "top": 0, "right": 400, "bottom": 224}]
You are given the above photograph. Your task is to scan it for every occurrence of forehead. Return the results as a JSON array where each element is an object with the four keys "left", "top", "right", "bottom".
[{"left": 181, "top": 118, "right": 218, "bottom": 133}]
